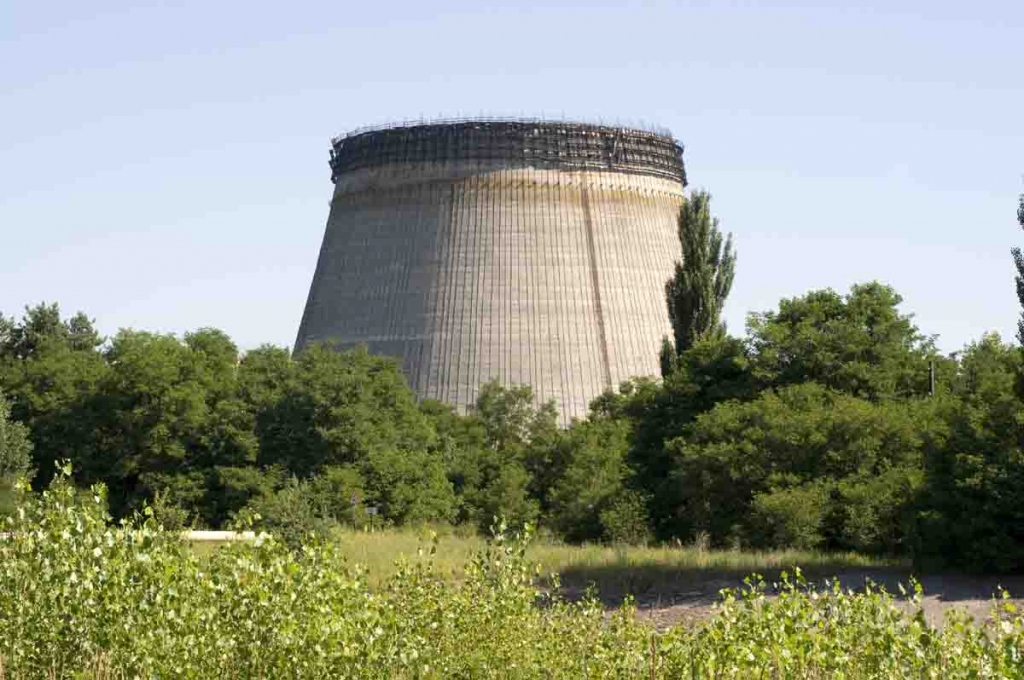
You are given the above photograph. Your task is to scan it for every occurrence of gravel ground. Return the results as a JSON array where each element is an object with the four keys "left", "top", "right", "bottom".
[{"left": 563, "top": 570, "right": 1024, "bottom": 630}]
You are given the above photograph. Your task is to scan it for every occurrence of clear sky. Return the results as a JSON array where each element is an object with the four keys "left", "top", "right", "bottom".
[{"left": 2, "top": 0, "right": 1022, "bottom": 353}]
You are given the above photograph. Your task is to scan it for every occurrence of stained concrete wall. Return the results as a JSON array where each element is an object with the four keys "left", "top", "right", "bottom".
[{"left": 296, "top": 160, "right": 684, "bottom": 424}]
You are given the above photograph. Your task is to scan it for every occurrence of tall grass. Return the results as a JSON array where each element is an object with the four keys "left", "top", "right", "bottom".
[{"left": 326, "top": 524, "right": 900, "bottom": 591}]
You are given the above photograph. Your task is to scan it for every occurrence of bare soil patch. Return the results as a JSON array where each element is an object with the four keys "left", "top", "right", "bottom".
[{"left": 557, "top": 567, "right": 1024, "bottom": 629}]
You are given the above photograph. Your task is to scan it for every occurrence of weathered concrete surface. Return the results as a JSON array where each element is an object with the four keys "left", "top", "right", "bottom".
[{"left": 297, "top": 149, "right": 685, "bottom": 424}]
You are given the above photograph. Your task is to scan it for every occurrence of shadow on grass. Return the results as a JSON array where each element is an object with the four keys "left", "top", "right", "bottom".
[{"left": 552, "top": 559, "right": 1024, "bottom": 616}]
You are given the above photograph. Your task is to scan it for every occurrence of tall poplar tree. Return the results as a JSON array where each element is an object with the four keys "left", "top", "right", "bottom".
[
  {"left": 1014, "top": 194, "right": 1024, "bottom": 344},
  {"left": 662, "top": 191, "right": 736, "bottom": 373}
]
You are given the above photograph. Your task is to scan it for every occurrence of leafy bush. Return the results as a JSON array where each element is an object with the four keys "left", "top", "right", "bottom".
[
  {"left": 147, "top": 490, "right": 192, "bottom": 531},
  {"left": 5, "top": 467, "right": 1024, "bottom": 678},
  {"left": 548, "top": 418, "right": 632, "bottom": 542},
  {"left": 233, "top": 466, "right": 376, "bottom": 547},
  {"left": 750, "top": 481, "right": 831, "bottom": 550},
  {"left": 672, "top": 570, "right": 1024, "bottom": 679},
  {"left": 668, "top": 383, "right": 930, "bottom": 548},
  {"left": 599, "top": 490, "right": 653, "bottom": 545},
  {"left": 836, "top": 467, "right": 922, "bottom": 554},
  {"left": 235, "top": 476, "right": 333, "bottom": 547},
  {"left": 0, "top": 389, "right": 32, "bottom": 480},
  {"left": 305, "top": 464, "right": 369, "bottom": 524},
  {"left": 360, "top": 446, "right": 456, "bottom": 524},
  {"left": 0, "top": 389, "right": 32, "bottom": 520}
]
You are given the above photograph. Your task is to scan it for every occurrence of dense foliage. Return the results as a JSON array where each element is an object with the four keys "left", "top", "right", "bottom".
[
  {"left": 2, "top": 471, "right": 1024, "bottom": 675},
  {"left": 1011, "top": 192, "right": 1024, "bottom": 343},
  {"left": 4, "top": 270, "right": 1024, "bottom": 570},
  {"left": 662, "top": 189, "right": 736, "bottom": 373},
  {"left": 3, "top": 470, "right": 1024, "bottom": 679},
  {"left": 0, "top": 390, "right": 32, "bottom": 518}
]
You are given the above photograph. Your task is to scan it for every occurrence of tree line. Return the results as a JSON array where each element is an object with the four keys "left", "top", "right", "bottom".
[{"left": 2, "top": 192, "right": 1024, "bottom": 571}]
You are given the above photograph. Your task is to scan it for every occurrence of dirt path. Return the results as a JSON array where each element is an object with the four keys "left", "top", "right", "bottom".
[{"left": 561, "top": 570, "right": 1024, "bottom": 630}]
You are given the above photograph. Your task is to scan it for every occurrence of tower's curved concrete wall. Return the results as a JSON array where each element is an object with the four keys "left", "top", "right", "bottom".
[{"left": 296, "top": 121, "right": 686, "bottom": 423}]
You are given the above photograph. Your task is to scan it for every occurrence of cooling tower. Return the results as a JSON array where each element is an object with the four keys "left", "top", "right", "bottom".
[{"left": 295, "top": 119, "right": 687, "bottom": 423}]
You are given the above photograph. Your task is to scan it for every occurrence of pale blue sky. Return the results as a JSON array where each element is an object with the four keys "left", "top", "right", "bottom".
[{"left": 2, "top": 0, "right": 1022, "bottom": 353}]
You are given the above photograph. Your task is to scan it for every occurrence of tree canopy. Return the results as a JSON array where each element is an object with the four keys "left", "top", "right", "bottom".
[
  {"left": 662, "top": 190, "right": 736, "bottom": 372},
  {"left": 0, "top": 389, "right": 33, "bottom": 517},
  {"left": 1013, "top": 193, "right": 1024, "bottom": 344},
  {"left": 747, "top": 282, "right": 942, "bottom": 400},
  {"left": 3, "top": 285, "right": 1024, "bottom": 572}
]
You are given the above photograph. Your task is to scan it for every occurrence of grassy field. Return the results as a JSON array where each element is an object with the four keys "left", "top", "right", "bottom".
[
  {"left": 193, "top": 524, "right": 903, "bottom": 604},
  {"left": 335, "top": 526, "right": 904, "bottom": 602}
]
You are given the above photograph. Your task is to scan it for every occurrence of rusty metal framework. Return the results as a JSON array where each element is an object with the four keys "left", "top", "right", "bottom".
[{"left": 329, "top": 119, "right": 686, "bottom": 185}]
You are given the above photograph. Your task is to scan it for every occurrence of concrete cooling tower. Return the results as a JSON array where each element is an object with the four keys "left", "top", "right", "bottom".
[{"left": 295, "top": 119, "right": 687, "bottom": 423}]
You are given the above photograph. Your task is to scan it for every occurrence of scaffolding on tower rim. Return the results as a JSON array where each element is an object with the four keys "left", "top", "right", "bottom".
[{"left": 328, "top": 118, "right": 686, "bottom": 186}]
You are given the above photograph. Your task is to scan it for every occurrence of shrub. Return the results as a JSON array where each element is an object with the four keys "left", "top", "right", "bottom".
[
  {"left": 0, "top": 390, "right": 32, "bottom": 480},
  {"left": 548, "top": 418, "right": 632, "bottom": 542},
  {"left": 305, "top": 464, "right": 370, "bottom": 525},
  {"left": 148, "top": 490, "right": 192, "bottom": 531},
  {"left": 236, "top": 476, "right": 333, "bottom": 547},
  {"left": 599, "top": 490, "right": 652, "bottom": 545},
  {"left": 0, "top": 390, "right": 32, "bottom": 520},
  {"left": 836, "top": 467, "right": 922, "bottom": 554},
  {"left": 5, "top": 465, "right": 1024, "bottom": 678},
  {"left": 750, "top": 482, "right": 831, "bottom": 550},
  {"left": 667, "top": 383, "right": 930, "bottom": 548}
]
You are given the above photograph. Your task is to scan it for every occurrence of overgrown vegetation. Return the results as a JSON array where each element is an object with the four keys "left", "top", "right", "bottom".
[
  {"left": 1, "top": 283, "right": 1023, "bottom": 572},
  {"left": 1, "top": 470, "right": 1022, "bottom": 679},
  {"left": 0, "top": 390, "right": 32, "bottom": 518},
  {"left": 3, "top": 199, "right": 1024, "bottom": 573},
  {"left": 0, "top": 195, "right": 1023, "bottom": 675},
  {"left": 317, "top": 523, "right": 894, "bottom": 591}
]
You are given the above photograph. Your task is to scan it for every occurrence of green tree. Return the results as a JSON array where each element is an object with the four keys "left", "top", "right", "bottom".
[
  {"left": 0, "top": 389, "right": 33, "bottom": 517},
  {"left": 207, "top": 465, "right": 284, "bottom": 525},
  {"left": 305, "top": 465, "right": 369, "bottom": 525},
  {"left": 459, "top": 455, "right": 538, "bottom": 530},
  {"left": 666, "top": 382, "right": 932, "bottom": 551},
  {"left": 0, "top": 314, "right": 13, "bottom": 352},
  {"left": 361, "top": 446, "right": 457, "bottom": 524},
  {"left": 238, "top": 345, "right": 294, "bottom": 415},
  {"left": 547, "top": 418, "right": 634, "bottom": 542},
  {"left": 593, "top": 337, "right": 755, "bottom": 538},
  {"left": 0, "top": 304, "right": 108, "bottom": 488},
  {"left": 57, "top": 328, "right": 259, "bottom": 522},
  {"left": 474, "top": 381, "right": 561, "bottom": 501},
  {"left": 747, "top": 282, "right": 945, "bottom": 400},
  {"left": 421, "top": 398, "right": 485, "bottom": 525},
  {"left": 1013, "top": 194, "right": 1024, "bottom": 344},
  {"left": 0, "top": 390, "right": 32, "bottom": 479},
  {"left": 473, "top": 382, "right": 559, "bottom": 456},
  {"left": 251, "top": 344, "right": 455, "bottom": 525},
  {"left": 598, "top": 490, "right": 652, "bottom": 545},
  {"left": 915, "top": 333, "right": 1024, "bottom": 571},
  {"left": 662, "top": 190, "right": 736, "bottom": 367},
  {"left": 256, "top": 344, "right": 435, "bottom": 477},
  {"left": 84, "top": 330, "right": 214, "bottom": 517},
  {"left": 0, "top": 303, "right": 102, "bottom": 360},
  {"left": 447, "top": 381, "right": 562, "bottom": 530}
]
